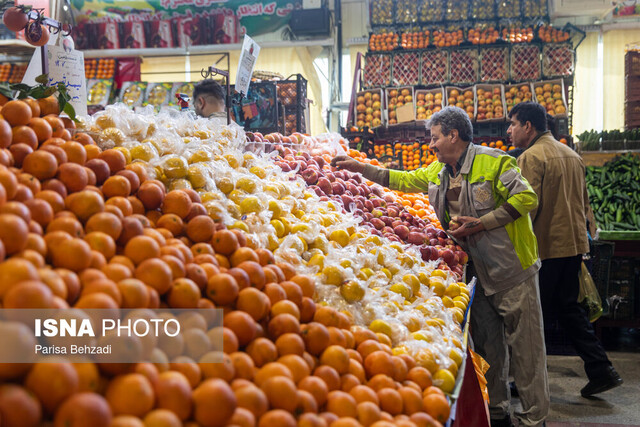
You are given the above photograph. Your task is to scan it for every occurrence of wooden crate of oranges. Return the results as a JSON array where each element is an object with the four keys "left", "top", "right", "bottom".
[
  {"left": 532, "top": 79, "right": 568, "bottom": 117},
  {"left": 504, "top": 83, "right": 534, "bottom": 115},
  {"left": 415, "top": 88, "right": 444, "bottom": 121},
  {"left": 386, "top": 87, "right": 414, "bottom": 125},
  {"left": 446, "top": 87, "right": 475, "bottom": 121},
  {"left": 354, "top": 89, "right": 384, "bottom": 129},
  {"left": 475, "top": 84, "right": 506, "bottom": 122}
]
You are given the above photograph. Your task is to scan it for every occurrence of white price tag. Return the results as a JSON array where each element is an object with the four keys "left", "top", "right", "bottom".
[{"left": 235, "top": 34, "right": 260, "bottom": 97}]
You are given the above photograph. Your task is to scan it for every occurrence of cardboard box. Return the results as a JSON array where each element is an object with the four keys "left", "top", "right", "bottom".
[
  {"left": 445, "top": 86, "right": 475, "bottom": 121},
  {"left": 175, "top": 17, "right": 207, "bottom": 48},
  {"left": 385, "top": 86, "right": 414, "bottom": 125},
  {"left": 475, "top": 84, "right": 506, "bottom": 122},
  {"left": 414, "top": 88, "right": 444, "bottom": 121},
  {"left": 95, "top": 23, "right": 120, "bottom": 50},
  {"left": 532, "top": 79, "right": 567, "bottom": 118},
  {"left": 145, "top": 20, "right": 174, "bottom": 48},
  {"left": 120, "top": 81, "right": 147, "bottom": 108},
  {"left": 120, "top": 22, "right": 146, "bottom": 49},
  {"left": 209, "top": 13, "right": 238, "bottom": 45}
]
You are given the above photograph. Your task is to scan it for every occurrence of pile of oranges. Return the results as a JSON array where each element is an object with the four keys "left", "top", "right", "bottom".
[
  {"left": 400, "top": 30, "right": 430, "bottom": 50},
  {"left": 368, "top": 32, "right": 399, "bottom": 52},
  {"left": 501, "top": 27, "right": 535, "bottom": 43},
  {"left": 432, "top": 30, "right": 463, "bottom": 48},
  {"left": 0, "top": 97, "right": 454, "bottom": 426},
  {"left": 538, "top": 25, "right": 570, "bottom": 43},
  {"left": 467, "top": 27, "right": 499, "bottom": 45},
  {"left": 85, "top": 59, "right": 117, "bottom": 80},
  {"left": 373, "top": 144, "right": 393, "bottom": 158}
]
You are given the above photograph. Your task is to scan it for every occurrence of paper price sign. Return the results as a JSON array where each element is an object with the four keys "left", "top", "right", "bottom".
[{"left": 235, "top": 34, "right": 261, "bottom": 97}]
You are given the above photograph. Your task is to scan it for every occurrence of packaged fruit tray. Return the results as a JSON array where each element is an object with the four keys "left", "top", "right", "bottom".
[
  {"left": 532, "top": 79, "right": 568, "bottom": 117},
  {"left": 87, "top": 79, "right": 114, "bottom": 107},
  {"left": 363, "top": 53, "right": 392, "bottom": 88},
  {"left": 386, "top": 87, "right": 414, "bottom": 125},
  {"left": 421, "top": 50, "right": 449, "bottom": 85},
  {"left": 504, "top": 83, "right": 534, "bottom": 115},
  {"left": 415, "top": 88, "right": 445, "bottom": 121},
  {"left": 392, "top": 52, "right": 420, "bottom": 86},
  {"left": 475, "top": 84, "right": 506, "bottom": 123},
  {"left": 144, "top": 82, "right": 174, "bottom": 108},
  {"left": 510, "top": 44, "right": 541, "bottom": 82},
  {"left": 446, "top": 86, "right": 476, "bottom": 121},
  {"left": 450, "top": 48, "right": 479, "bottom": 86},
  {"left": 542, "top": 43, "right": 575, "bottom": 78},
  {"left": 119, "top": 81, "right": 147, "bottom": 108},
  {"left": 354, "top": 88, "right": 384, "bottom": 128},
  {"left": 480, "top": 46, "right": 509, "bottom": 82}
]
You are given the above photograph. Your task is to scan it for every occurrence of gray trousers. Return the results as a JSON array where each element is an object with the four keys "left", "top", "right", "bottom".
[{"left": 470, "top": 273, "right": 550, "bottom": 427}]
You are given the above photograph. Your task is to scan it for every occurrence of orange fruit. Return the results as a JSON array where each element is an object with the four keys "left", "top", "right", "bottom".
[
  {"left": 23, "top": 150, "right": 58, "bottom": 181},
  {"left": 234, "top": 384, "right": 268, "bottom": 419},
  {"left": 47, "top": 216, "right": 84, "bottom": 238},
  {"left": 0, "top": 213, "right": 29, "bottom": 254},
  {"left": 142, "top": 409, "right": 181, "bottom": 427},
  {"left": 38, "top": 96, "right": 60, "bottom": 116},
  {"left": 206, "top": 273, "right": 239, "bottom": 306},
  {"left": 11, "top": 125, "right": 38, "bottom": 149},
  {"left": 223, "top": 311, "right": 257, "bottom": 347},
  {"left": 35, "top": 189, "right": 65, "bottom": 213},
  {"left": 162, "top": 190, "right": 192, "bottom": 219},
  {"left": 134, "top": 258, "right": 173, "bottom": 295},
  {"left": 0, "top": 119, "right": 11, "bottom": 148},
  {"left": 154, "top": 371, "right": 192, "bottom": 421},
  {"left": 105, "top": 373, "right": 154, "bottom": 417},
  {"left": 98, "top": 149, "right": 126, "bottom": 173},
  {"left": 86, "top": 211, "right": 122, "bottom": 240},
  {"left": 186, "top": 215, "right": 214, "bottom": 243},
  {"left": 57, "top": 163, "right": 88, "bottom": 193},
  {"left": 53, "top": 392, "right": 112, "bottom": 427},
  {"left": 326, "top": 390, "right": 358, "bottom": 418},
  {"left": 25, "top": 362, "right": 79, "bottom": 415},
  {"left": 2, "top": 100, "right": 32, "bottom": 126},
  {"left": 349, "top": 385, "right": 379, "bottom": 405},
  {"left": 103, "top": 175, "right": 131, "bottom": 198},
  {"left": 28, "top": 117, "right": 52, "bottom": 142},
  {"left": 43, "top": 115, "right": 65, "bottom": 138},
  {"left": 137, "top": 182, "right": 164, "bottom": 210},
  {"left": 116, "top": 278, "right": 149, "bottom": 308},
  {"left": 237, "top": 287, "right": 271, "bottom": 321},
  {"left": 211, "top": 229, "right": 239, "bottom": 255},
  {"left": 278, "top": 354, "right": 310, "bottom": 384},
  {"left": 123, "top": 235, "right": 160, "bottom": 265},
  {"left": 61, "top": 140, "right": 87, "bottom": 165},
  {"left": 192, "top": 379, "right": 236, "bottom": 427},
  {"left": 260, "top": 375, "right": 297, "bottom": 412},
  {"left": 246, "top": 337, "right": 278, "bottom": 368},
  {"left": 314, "top": 365, "right": 341, "bottom": 392},
  {"left": 0, "top": 384, "right": 43, "bottom": 427},
  {"left": 84, "top": 231, "right": 116, "bottom": 259},
  {"left": 166, "top": 277, "right": 200, "bottom": 308},
  {"left": 422, "top": 393, "right": 450, "bottom": 424}
]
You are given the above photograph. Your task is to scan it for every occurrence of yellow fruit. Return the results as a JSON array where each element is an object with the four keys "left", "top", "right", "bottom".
[
  {"left": 340, "top": 280, "right": 365, "bottom": 303},
  {"left": 389, "top": 283, "right": 412, "bottom": 300},
  {"left": 339, "top": 259, "right": 352, "bottom": 269},
  {"left": 412, "top": 331, "right": 433, "bottom": 342},
  {"left": 308, "top": 253, "right": 325, "bottom": 269},
  {"left": 271, "top": 220, "right": 285, "bottom": 238},
  {"left": 187, "top": 165, "right": 208, "bottom": 188},
  {"left": 230, "top": 221, "right": 249, "bottom": 232},
  {"left": 369, "top": 319, "right": 393, "bottom": 338},
  {"left": 429, "top": 277, "right": 446, "bottom": 297},
  {"left": 215, "top": 177, "right": 234, "bottom": 194},
  {"left": 239, "top": 196, "right": 262, "bottom": 214},
  {"left": 431, "top": 269, "right": 448, "bottom": 279},
  {"left": 444, "top": 283, "right": 460, "bottom": 298},
  {"left": 130, "top": 143, "right": 157, "bottom": 161},
  {"left": 441, "top": 296, "right": 454, "bottom": 308},
  {"left": 268, "top": 200, "right": 282, "bottom": 219},
  {"left": 249, "top": 166, "right": 266, "bottom": 178},
  {"left": 434, "top": 369, "right": 456, "bottom": 394},
  {"left": 449, "top": 348, "right": 463, "bottom": 367},
  {"left": 329, "top": 229, "right": 349, "bottom": 247},
  {"left": 322, "top": 266, "right": 345, "bottom": 286},
  {"left": 163, "top": 157, "right": 188, "bottom": 179},
  {"left": 357, "top": 268, "right": 374, "bottom": 280},
  {"left": 236, "top": 177, "right": 257, "bottom": 193},
  {"left": 188, "top": 150, "right": 211, "bottom": 164}
]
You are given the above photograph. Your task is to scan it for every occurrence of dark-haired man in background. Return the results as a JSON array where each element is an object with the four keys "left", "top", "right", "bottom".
[
  {"left": 508, "top": 102, "right": 623, "bottom": 398},
  {"left": 192, "top": 79, "right": 227, "bottom": 120}
]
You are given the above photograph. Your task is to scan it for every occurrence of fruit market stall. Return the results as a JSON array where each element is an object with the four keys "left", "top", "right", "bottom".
[{"left": 0, "top": 70, "right": 491, "bottom": 425}]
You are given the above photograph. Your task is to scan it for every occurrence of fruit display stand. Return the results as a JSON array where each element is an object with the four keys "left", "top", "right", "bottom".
[{"left": 0, "top": 86, "right": 486, "bottom": 425}]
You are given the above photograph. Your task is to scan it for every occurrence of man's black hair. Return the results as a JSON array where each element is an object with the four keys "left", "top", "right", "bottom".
[
  {"left": 193, "top": 79, "right": 226, "bottom": 104},
  {"left": 508, "top": 102, "right": 548, "bottom": 132},
  {"left": 546, "top": 113, "right": 559, "bottom": 139}
]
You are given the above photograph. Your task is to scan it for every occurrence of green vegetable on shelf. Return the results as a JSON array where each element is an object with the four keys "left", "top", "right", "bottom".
[{"left": 586, "top": 153, "right": 640, "bottom": 231}]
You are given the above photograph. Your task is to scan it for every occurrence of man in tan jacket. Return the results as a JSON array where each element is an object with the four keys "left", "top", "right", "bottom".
[{"left": 507, "top": 102, "right": 622, "bottom": 397}]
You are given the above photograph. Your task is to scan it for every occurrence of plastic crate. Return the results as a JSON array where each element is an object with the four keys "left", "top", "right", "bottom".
[
  {"left": 480, "top": 46, "right": 509, "bottom": 82},
  {"left": 420, "top": 50, "right": 449, "bottom": 86},
  {"left": 450, "top": 48, "right": 479, "bottom": 85},
  {"left": 587, "top": 241, "right": 615, "bottom": 305},
  {"left": 542, "top": 43, "right": 575, "bottom": 78},
  {"left": 625, "top": 51, "right": 640, "bottom": 76},
  {"left": 392, "top": 52, "right": 420, "bottom": 86},
  {"left": 363, "top": 53, "right": 392, "bottom": 88},
  {"left": 625, "top": 75, "right": 640, "bottom": 101},
  {"left": 510, "top": 44, "right": 541, "bottom": 82}
]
